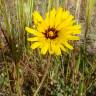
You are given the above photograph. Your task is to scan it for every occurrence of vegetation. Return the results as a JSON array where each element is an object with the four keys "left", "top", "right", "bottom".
[{"left": 0, "top": 0, "right": 96, "bottom": 96}]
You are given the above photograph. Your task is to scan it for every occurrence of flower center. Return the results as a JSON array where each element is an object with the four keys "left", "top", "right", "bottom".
[
  {"left": 44, "top": 27, "right": 58, "bottom": 39},
  {"left": 48, "top": 31, "right": 54, "bottom": 37}
]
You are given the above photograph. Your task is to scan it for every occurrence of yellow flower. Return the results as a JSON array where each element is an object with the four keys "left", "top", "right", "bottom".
[{"left": 25, "top": 7, "right": 81, "bottom": 55}]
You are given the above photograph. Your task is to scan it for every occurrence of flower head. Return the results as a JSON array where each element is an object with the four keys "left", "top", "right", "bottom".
[{"left": 25, "top": 7, "right": 81, "bottom": 55}]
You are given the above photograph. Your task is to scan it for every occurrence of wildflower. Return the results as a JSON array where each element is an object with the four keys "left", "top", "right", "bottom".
[{"left": 25, "top": 7, "right": 81, "bottom": 55}]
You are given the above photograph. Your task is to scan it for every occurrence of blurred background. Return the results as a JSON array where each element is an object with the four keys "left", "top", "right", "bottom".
[{"left": 0, "top": 0, "right": 96, "bottom": 96}]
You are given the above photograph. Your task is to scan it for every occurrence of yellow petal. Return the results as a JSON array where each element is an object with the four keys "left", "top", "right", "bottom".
[
  {"left": 26, "top": 27, "right": 44, "bottom": 37},
  {"left": 68, "top": 36, "right": 80, "bottom": 40},
  {"left": 55, "top": 7, "right": 63, "bottom": 27},
  {"left": 49, "top": 41, "right": 54, "bottom": 54},
  {"left": 49, "top": 8, "right": 56, "bottom": 28},
  {"left": 25, "top": 27, "right": 37, "bottom": 35},
  {"left": 59, "top": 44, "right": 67, "bottom": 52},
  {"left": 64, "top": 25, "right": 81, "bottom": 34},
  {"left": 54, "top": 45, "right": 61, "bottom": 55},
  {"left": 63, "top": 42, "right": 73, "bottom": 50},
  {"left": 33, "top": 11, "right": 43, "bottom": 25},
  {"left": 56, "top": 20, "right": 75, "bottom": 30},
  {"left": 72, "top": 30, "right": 81, "bottom": 34},
  {"left": 67, "top": 25, "right": 81, "bottom": 30},
  {"left": 37, "top": 21, "right": 48, "bottom": 32},
  {"left": 45, "top": 12, "right": 50, "bottom": 27},
  {"left": 30, "top": 42, "right": 41, "bottom": 49},
  {"left": 66, "top": 30, "right": 81, "bottom": 35},
  {"left": 62, "top": 11, "right": 70, "bottom": 20},
  {"left": 50, "top": 40, "right": 61, "bottom": 55},
  {"left": 41, "top": 44, "right": 49, "bottom": 54},
  {"left": 27, "top": 37, "right": 39, "bottom": 41}
]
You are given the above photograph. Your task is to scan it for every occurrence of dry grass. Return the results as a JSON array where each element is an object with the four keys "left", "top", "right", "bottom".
[{"left": 0, "top": 0, "right": 96, "bottom": 96}]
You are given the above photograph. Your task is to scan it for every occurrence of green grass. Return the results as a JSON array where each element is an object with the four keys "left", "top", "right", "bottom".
[{"left": 0, "top": 0, "right": 96, "bottom": 96}]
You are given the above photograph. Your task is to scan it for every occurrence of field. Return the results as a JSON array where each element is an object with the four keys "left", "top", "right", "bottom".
[{"left": 0, "top": 0, "right": 96, "bottom": 96}]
